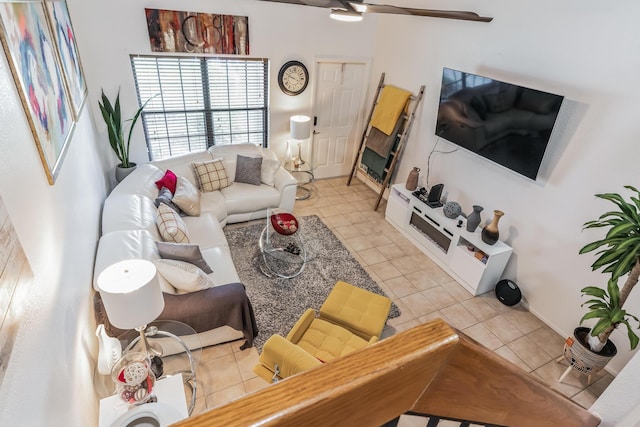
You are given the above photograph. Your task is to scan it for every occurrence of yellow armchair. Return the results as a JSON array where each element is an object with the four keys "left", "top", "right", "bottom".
[{"left": 254, "top": 281, "right": 392, "bottom": 382}]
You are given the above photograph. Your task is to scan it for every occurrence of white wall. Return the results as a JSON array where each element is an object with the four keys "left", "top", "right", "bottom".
[
  {"left": 0, "top": 38, "right": 107, "bottom": 427},
  {"left": 371, "top": 0, "right": 640, "bottom": 374},
  {"left": 0, "top": 0, "right": 373, "bottom": 425},
  {"left": 592, "top": 349, "right": 640, "bottom": 426},
  {"left": 70, "top": 0, "right": 377, "bottom": 179}
]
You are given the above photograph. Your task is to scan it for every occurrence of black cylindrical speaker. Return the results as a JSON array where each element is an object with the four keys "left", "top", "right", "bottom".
[{"left": 495, "top": 279, "right": 522, "bottom": 306}]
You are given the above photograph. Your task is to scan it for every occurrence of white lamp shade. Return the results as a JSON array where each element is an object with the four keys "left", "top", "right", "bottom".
[
  {"left": 290, "top": 115, "right": 311, "bottom": 140},
  {"left": 97, "top": 259, "right": 165, "bottom": 330}
]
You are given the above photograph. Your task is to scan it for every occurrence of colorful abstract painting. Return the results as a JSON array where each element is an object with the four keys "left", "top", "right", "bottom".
[
  {"left": 45, "top": 0, "right": 86, "bottom": 120},
  {"left": 0, "top": 2, "right": 74, "bottom": 185},
  {"left": 145, "top": 8, "right": 249, "bottom": 55},
  {"left": 0, "top": 195, "right": 33, "bottom": 386}
]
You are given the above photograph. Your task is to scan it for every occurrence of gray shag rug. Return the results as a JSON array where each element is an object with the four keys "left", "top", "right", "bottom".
[{"left": 224, "top": 215, "right": 400, "bottom": 350}]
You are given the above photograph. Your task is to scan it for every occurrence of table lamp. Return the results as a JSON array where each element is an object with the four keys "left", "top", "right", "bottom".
[
  {"left": 97, "top": 259, "right": 165, "bottom": 357},
  {"left": 290, "top": 115, "right": 311, "bottom": 168}
]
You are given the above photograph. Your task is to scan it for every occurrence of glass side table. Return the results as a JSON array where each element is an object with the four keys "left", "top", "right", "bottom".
[
  {"left": 259, "top": 209, "right": 307, "bottom": 279},
  {"left": 116, "top": 320, "right": 201, "bottom": 415},
  {"left": 285, "top": 161, "right": 314, "bottom": 200}
]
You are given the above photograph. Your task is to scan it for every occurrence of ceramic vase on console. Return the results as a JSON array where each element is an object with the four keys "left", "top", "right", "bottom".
[
  {"left": 405, "top": 167, "right": 420, "bottom": 191},
  {"left": 482, "top": 210, "right": 504, "bottom": 245},
  {"left": 466, "top": 205, "right": 483, "bottom": 232}
]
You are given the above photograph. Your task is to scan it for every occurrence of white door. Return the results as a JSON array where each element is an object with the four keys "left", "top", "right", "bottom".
[{"left": 311, "top": 61, "right": 367, "bottom": 179}]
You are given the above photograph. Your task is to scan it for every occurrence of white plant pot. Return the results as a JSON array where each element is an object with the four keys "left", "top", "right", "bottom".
[{"left": 115, "top": 162, "right": 137, "bottom": 183}]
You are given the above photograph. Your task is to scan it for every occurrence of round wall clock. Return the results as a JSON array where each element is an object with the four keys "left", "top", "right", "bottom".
[{"left": 278, "top": 60, "right": 309, "bottom": 96}]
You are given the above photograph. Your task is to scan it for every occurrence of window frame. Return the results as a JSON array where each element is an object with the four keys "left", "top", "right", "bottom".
[{"left": 130, "top": 54, "right": 269, "bottom": 161}]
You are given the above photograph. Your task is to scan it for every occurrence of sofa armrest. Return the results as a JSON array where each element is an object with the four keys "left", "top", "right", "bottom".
[
  {"left": 95, "top": 283, "right": 258, "bottom": 348},
  {"left": 95, "top": 287, "right": 227, "bottom": 337},
  {"left": 286, "top": 308, "right": 316, "bottom": 344},
  {"left": 274, "top": 167, "right": 297, "bottom": 193},
  {"left": 257, "top": 334, "right": 322, "bottom": 380}
]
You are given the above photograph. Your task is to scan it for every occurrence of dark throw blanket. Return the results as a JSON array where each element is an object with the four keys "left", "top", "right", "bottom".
[{"left": 94, "top": 282, "right": 259, "bottom": 350}]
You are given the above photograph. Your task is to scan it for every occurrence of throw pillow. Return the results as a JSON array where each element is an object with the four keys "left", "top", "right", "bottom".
[
  {"left": 156, "top": 274, "right": 178, "bottom": 294},
  {"left": 153, "top": 259, "right": 213, "bottom": 295},
  {"left": 261, "top": 158, "right": 280, "bottom": 187},
  {"left": 154, "top": 169, "right": 178, "bottom": 194},
  {"left": 156, "top": 203, "right": 190, "bottom": 243},
  {"left": 192, "top": 159, "right": 231, "bottom": 192},
  {"left": 154, "top": 186, "right": 182, "bottom": 214},
  {"left": 172, "top": 176, "right": 201, "bottom": 216},
  {"left": 235, "top": 155, "right": 263, "bottom": 186},
  {"left": 156, "top": 241, "right": 213, "bottom": 273}
]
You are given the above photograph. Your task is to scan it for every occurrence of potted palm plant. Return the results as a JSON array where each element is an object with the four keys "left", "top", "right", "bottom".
[
  {"left": 98, "top": 90, "right": 152, "bottom": 182},
  {"left": 566, "top": 186, "right": 640, "bottom": 374}
]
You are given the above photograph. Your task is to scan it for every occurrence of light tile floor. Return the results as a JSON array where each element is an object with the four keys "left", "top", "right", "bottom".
[{"left": 190, "top": 177, "right": 613, "bottom": 417}]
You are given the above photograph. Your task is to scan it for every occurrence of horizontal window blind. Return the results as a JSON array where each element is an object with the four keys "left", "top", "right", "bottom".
[{"left": 131, "top": 55, "right": 268, "bottom": 160}]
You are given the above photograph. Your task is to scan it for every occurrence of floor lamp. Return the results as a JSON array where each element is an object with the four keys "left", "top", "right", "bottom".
[
  {"left": 290, "top": 115, "right": 312, "bottom": 169},
  {"left": 97, "top": 259, "right": 165, "bottom": 357}
]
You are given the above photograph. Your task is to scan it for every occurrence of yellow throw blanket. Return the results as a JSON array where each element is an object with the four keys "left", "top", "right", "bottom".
[{"left": 370, "top": 85, "right": 412, "bottom": 135}]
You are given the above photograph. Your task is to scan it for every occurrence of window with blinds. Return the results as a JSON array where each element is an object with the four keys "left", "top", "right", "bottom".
[{"left": 131, "top": 55, "right": 269, "bottom": 160}]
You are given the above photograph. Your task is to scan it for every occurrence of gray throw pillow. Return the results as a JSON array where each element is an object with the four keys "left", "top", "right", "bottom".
[
  {"left": 235, "top": 154, "right": 263, "bottom": 186},
  {"left": 154, "top": 186, "right": 183, "bottom": 214},
  {"left": 155, "top": 241, "right": 213, "bottom": 274}
]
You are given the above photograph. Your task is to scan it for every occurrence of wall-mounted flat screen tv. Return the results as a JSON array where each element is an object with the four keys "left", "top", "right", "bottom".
[{"left": 435, "top": 68, "right": 564, "bottom": 180}]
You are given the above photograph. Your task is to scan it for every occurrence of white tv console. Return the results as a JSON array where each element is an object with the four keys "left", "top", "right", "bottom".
[{"left": 385, "top": 184, "right": 512, "bottom": 296}]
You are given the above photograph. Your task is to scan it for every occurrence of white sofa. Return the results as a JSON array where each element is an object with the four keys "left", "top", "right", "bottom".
[{"left": 93, "top": 143, "right": 297, "bottom": 349}]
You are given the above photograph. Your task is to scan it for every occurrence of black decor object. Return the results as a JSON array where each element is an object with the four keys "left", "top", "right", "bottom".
[
  {"left": 495, "top": 279, "right": 522, "bottom": 306},
  {"left": 426, "top": 183, "right": 444, "bottom": 207},
  {"left": 150, "top": 355, "right": 164, "bottom": 378},
  {"left": 435, "top": 67, "right": 564, "bottom": 181}
]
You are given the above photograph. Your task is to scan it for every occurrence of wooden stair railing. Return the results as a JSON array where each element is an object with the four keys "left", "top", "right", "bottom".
[{"left": 174, "top": 319, "right": 600, "bottom": 427}]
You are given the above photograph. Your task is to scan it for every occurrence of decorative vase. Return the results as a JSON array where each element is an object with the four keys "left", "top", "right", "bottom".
[
  {"left": 466, "top": 205, "right": 483, "bottom": 232},
  {"left": 96, "top": 324, "right": 122, "bottom": 376},
  {"left": 405, "top": 167, "right": 420, "bottom": 191},
  {"left": 115, "top": 162, "right": 137, "bottom": 183},
  {"left": 481, "top": 210, "right": 504, "bottom": 245}
]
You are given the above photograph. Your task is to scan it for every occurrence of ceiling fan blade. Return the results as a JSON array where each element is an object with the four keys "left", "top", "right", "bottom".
[
  {"left": 352, "top": 3, "right": 493, "bottom": 22},
  {"left": 252, "top": 0, "right": 492, "bottom": 22},
  {"left": 255, "top": 0, "right": 345, "bottom": 8}
]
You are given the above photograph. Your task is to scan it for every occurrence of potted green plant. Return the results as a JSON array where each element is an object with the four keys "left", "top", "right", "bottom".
[
  {"left": 98, "top": 90, "right": 152, "bottom": 182},
  {"left": 566, "top": 186, "right": 640, "bottom": 372}
]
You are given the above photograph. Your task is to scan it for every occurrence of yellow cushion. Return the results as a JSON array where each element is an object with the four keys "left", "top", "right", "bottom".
[
  {"left": 296, "top": 318, "right": 369, "bottom": 362},
  {"left": 319, "top": 281, "right": 391, "bottom": 339}
]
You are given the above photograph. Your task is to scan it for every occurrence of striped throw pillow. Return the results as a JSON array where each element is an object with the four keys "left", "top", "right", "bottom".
[
  {"left": 191, "top": 158, "right": 231, "bottom": 192},
  {"left": 156, "top": 203, "right": 190, "bottom": 243}
]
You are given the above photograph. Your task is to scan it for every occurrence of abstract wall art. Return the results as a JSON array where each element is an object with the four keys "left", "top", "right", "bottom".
[
  {"left": 0, "top": 195, "right": 33, "bottom": 386},
  {"left": 145, "top": 8, "right": 249, "bottom": 55},
  {"left": 45, "top": 0, "right": 86, "bottom": 120},
  {"left": 0, "top": 2, "right": 74, "bottom": 185}
]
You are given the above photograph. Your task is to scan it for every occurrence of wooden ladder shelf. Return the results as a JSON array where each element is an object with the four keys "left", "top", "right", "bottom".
[{"left": 347, "top": 73, "right": 425, "bottom": 211}]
